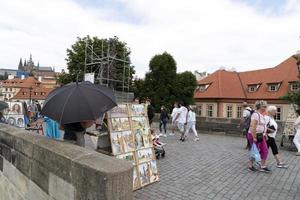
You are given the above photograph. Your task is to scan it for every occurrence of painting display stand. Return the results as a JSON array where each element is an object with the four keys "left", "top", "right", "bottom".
[{"left": 106, "top": 103, "right": 159, "bottom": 190}]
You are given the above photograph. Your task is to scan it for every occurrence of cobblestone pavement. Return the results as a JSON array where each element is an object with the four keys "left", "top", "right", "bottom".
[{"left": 133, "top": 132, "right": 300, "bottom": 200}]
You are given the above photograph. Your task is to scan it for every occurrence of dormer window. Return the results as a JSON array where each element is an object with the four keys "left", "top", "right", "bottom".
[
  {"left": 197, "top": 83, "right": 211, "bottom": 92},
  {"left": 268, "top": 83, "right": 281, "bottom": 92},
  {"left": 248, "top": 84, "right": 260, "bottom": 92},
  {"left": 290, "top": 82, "right": 299, "bottom": 92}
]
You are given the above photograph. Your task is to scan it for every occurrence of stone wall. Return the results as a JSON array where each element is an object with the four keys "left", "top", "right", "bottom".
[{"left": 0, "top": 124, "right": 133, "bottom": 200}]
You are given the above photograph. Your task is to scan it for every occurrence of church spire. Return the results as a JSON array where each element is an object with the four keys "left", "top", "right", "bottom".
[
  {"left": 24, "top": 59, "right": 27, "bottom": 66},
  {"left": 18, "top": 58, "right": 23, "bottom": 71}
]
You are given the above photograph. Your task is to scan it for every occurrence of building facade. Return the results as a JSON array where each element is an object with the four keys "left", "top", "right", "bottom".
[{"left": 194, "top": 55, "right": 300, "bottom": 121}]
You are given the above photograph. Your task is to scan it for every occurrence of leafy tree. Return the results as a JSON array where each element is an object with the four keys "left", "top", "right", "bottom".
[
  {"left": 175, "top": 71, "right": 197, "bottom": 105},
  {"left": 60, "top": 35, "right": 135, "bottom": 90},
  {"left": 135, "top": 52, "right": 197, "bottom": 111},
  {"left": 281, "top": 56, "right": 300, "bottom": 107}
]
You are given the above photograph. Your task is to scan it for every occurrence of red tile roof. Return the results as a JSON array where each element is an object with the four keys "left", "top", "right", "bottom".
[
  {"left": 0, "top": 77, "right": 41, "bottom": 88},
  {"left": 12, "top": 87, "right": 54, "bottom": 100},
  {"left": 195, "top": 55, "right": 299, "bottom": 100}
]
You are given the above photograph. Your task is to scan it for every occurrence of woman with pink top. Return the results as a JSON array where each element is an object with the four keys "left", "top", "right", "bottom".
[
  {"left": 247, "top": 100, "right": 271, "bottom": 173},
  {"left": 293, "top": 109, "right": 300, "bottom": 156}
]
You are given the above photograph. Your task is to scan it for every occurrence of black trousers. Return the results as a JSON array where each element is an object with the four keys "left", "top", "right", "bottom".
[{"left": 267, "top": 136, "right": 279, "bottom": 155}]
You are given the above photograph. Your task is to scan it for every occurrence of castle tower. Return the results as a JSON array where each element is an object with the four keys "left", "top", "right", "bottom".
[{"left": 18, "top": 58, "right": 23, "bottom": 71}]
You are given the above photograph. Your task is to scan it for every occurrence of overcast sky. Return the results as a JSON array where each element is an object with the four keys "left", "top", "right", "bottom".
[{"left": 0, "top": 0, "right": 299, "bottom": 77}]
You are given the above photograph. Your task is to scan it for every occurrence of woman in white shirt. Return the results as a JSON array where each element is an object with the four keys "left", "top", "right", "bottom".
[
  {"left": 265, "top": 106, "right": 287, "bottom": 168},
  {"left": 293, "top": 109, "right": 300, "bottom": 156},
  {"left": 183, "top": 106, "right": 199, "bottom": 141}
]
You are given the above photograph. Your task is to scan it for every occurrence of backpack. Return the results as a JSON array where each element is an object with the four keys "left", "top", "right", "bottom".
[{"left": 243, "top": 108, "right": 255, "bottom": 131}]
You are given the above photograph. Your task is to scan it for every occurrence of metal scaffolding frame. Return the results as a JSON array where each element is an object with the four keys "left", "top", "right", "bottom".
[{"left": 84, "top": 38, "right": 132, "bottom": 103}]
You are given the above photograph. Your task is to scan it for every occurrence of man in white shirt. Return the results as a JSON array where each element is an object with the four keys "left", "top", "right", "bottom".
[
  {"left": 183, "top": 106, "right": 199, "bottom": 141},
  {"left": 170, "top": 102, "right": 179, "bottom": 136},
  {"left": 174, "top": 102, "right": 188, "bottom": 141}
]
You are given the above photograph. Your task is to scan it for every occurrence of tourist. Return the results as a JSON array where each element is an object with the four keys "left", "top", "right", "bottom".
[
  {"left": 293, "top": 109, "right": 300, "bottom": 156},
  {"left": 265, "top": 106, "right": 287, "bottom": 168},
  {"left": 247, "top": 100, "right": 271, "bottom": 172},
  {"left": 62, "top": 121, "right": 94, "bottom": 147},
  {"left": 159, "top": 106, "right": 169, "bottom": 137},
  {"left": 146, "top": 99, "right": 155, "bottom": 126},
  {"left": 183, "top": 106, "right": 199, "bottom": 141},
  {"left": 174, "top": 101, "right": 188, "bottom": 141},
  {"left": 0, "top": 112, "right": 6, "bottom": 123},
  {"left": 240, "top": 105, "right": 254, "bottom": 150},
  {"left": 170, "top": 102, "right": 179, "bottom": 136}
]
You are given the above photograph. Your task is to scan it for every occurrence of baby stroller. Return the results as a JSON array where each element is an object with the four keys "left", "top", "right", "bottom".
[{"left": 153, "top": 135, "right": 166, "bottom": 159}]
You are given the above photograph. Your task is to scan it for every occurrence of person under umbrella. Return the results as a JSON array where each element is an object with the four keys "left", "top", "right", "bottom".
[{"left": 41, "top": 81, "right": 117, "bottom": 147}]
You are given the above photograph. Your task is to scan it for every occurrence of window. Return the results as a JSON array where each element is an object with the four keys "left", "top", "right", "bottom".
[
  {"left": 197, "top": 84, "right": 210, "bottom": 92},
  {"left": 226, "top": 105, "right": 233, "bottom": 118},
  {"left": 207, "top": 105, "right": 213, "bottom": 117},
  {"left": 196, "top": 105, "right": 202, "bottom": 116},
  {"left": 237, "top": 106, "right": 243, "bottom": 118},
  {"left": 9, "top": 88, "right": 12, "bottom": 91},
  {"left": 275, "top": 107, "right": 282, "bottom": 121},
  {"left": 5, "top": 88, "right": 8, "bottom": 92},
  {"left": 248, "top": 84, "right": 260, "bottom": 92},
  {"left": 291, "top": 83, "right": 299, "bottom": 91},
  {"left": 268, "top": 83, "right": 280, "bottom": 92},
  {"left": 22, "top": 92, "right": 27, "bottom": 95}
]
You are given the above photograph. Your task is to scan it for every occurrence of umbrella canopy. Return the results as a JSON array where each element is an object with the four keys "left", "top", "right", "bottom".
[
  {"left": 41, "top": 81, "right": 117, "bottom": 124},
  {"left": 0, "top": 101, "right": 8, "bottom": 111}
]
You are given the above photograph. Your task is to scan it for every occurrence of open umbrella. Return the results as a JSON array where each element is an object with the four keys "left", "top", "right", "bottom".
[
  {"left": 41, "top": 81, "right": 117, "bottom": 124},
  {"left": 0, "top": 101, "right": 8, "bottom": 111}
]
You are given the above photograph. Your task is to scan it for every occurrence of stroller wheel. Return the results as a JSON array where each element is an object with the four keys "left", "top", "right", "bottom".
[{"left": 162, "top": 152, "right": 165, "bottom": 157}]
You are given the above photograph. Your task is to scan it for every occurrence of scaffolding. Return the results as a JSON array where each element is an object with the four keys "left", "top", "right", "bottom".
[{"left": 84, "top": 38, "right": 133, "bottom": 103}]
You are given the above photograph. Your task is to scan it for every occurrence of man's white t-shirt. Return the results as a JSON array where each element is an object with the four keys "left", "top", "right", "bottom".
[
  {"left": 178, "top": 106, "right": 188, "bottom": 124},
  {"left": 251, "top": 112, "right": 266, "bottom": 133},
  {"left": 187, "top": 110, "right": 196, "bottom": 122},
  {"left": 264, "top": 115, "right": 278, "bottom": 138},
  {"left": 171, "top": 107, "right": 179, "bottom": 120}
]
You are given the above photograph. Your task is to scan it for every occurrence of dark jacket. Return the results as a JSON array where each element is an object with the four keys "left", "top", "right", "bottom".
[{"left": 160, "top": 110, "right": 169, "bottom": 122}]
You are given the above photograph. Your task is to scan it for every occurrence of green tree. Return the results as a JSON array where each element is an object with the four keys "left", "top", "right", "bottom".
[
  {"left": 59, "top": 35, "right": 135, "bottom": 90},
  {"left": 135, "top": 52, "right": 197, "bottom": 111},
  {"left": 175, "top": 71, "right": 197, "bottom": 105}
]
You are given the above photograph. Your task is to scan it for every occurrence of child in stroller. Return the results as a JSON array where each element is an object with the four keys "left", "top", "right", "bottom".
[{"left": 151, "top": 129, "right": 166, "bottom": 159}]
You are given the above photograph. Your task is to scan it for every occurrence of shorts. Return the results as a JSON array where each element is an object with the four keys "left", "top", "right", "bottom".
[
  {"left": 267, "top": 136, "right": 278, "bottom": 155},
  {"left": 246, "top": 133, "right": 269, "bottom": 160},
  {"left": 177, "top": 123, "right": 185, "bottom": 133}
]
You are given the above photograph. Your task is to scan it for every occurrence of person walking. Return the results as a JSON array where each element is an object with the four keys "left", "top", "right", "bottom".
[
  {"left": 293, "top": 109, "right": 300, "bottom": 156},
  {"left": 184, "top": 106, "right": 199, "bottom": 141},
  {"left": 170, "top": 102, "right": 179, "bottom": 136},
  {"left": 159, "top": 106, "right": 169, "bottom": 137},
  {"left": 146, "top": 99, "right": 155, "bottom": 126},
  {"left": 240, "top": 106, "right": 254, "bottom": 150},
  {"left": 265, "top": 106, "right": 287, "bottom": 168},
  {"left": 247, "top": 100, "right": 271, "bottom": 173},
  {"left": 174, "top": 102, "right": 188, "bottom": 141}
]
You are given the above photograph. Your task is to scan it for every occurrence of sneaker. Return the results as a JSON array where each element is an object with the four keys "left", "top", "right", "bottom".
[
  {"left": 163, "top": 134, "right": 168, "bottom": 137},
  {"left": 169, "top": 133, "right": 175, "bottom": 136},
  {"left": 296, "top": 152, "right": 300, "bottom": 156},
  {"left": 248, "top": 166, "right": 257, "bottom": 172},
  {"left": 276, "top": 163, "right": 288, "bottom": 169},
  {"left": 259, "top": 167, "right": 272, "bottom": 173},
  {"left": 194, "top": 137, "right": 200, "bottom": 141}
]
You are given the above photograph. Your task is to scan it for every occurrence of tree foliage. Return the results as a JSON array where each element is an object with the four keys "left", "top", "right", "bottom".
[
  {"left": 58, "top": 35, "right": 135, "bottom": 90},
  {"left": 134, "top": 52, "right": 197, "bottom": 111}
]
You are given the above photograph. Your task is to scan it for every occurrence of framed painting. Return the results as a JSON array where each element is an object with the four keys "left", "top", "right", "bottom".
[
  {"left": 108, "top": 104, "right": 129, "bottom": 118},
  {"left": 110, "top": 131, "right": 135, "bottom": 155},
  {"left": 137, "top": 148, "right": 154, "bottom": 163},
  {"left": 129, "top": 104, "right": 147, "bottom": 116},
  {"left": 110, "top": 117, "right": 131, "bottom": 132}
]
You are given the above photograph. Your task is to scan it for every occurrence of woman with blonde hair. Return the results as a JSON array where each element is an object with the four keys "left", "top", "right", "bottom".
[
  {"left": 247, "top": 100, "right": 271, "bottom": 172},
  {"left": 265, "top": 105, "right": 287, "bottom": 168}
]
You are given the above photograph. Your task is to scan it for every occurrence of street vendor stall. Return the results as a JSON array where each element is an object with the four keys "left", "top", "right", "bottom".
[{"left": 97, "top": 103, "right": 159, "bottom": 190}]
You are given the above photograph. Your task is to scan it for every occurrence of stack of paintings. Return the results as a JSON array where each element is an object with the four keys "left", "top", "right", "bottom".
[
  {"left": 107, "top": 104, "right": 159, "bottom": 190},
  {"left": 3, "top": 102, "right": 25, "bottom": 128}
]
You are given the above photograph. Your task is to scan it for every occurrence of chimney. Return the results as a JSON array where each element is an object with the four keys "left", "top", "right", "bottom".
[
  {"left": 21, "top": 75, "right": 25, "bottom": 80},
  {"left": 38, "top": 76, "right": 42, "bottom": 82}
]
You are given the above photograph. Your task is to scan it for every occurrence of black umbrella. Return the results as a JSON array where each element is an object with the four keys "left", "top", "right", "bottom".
[
  {"left": 41, "top": 81, "right": 117, "bottom": 124},
  {"left": 0, "top": 101, "right": 8, "bottom": 111}
]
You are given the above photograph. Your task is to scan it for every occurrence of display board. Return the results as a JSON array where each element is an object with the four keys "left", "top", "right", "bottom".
[
  {"left": 3, "top": 102, "right": 25, "bottom": 128},
  {"left": 107, "top": 103, "right": 159, "bottom": 190}
]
